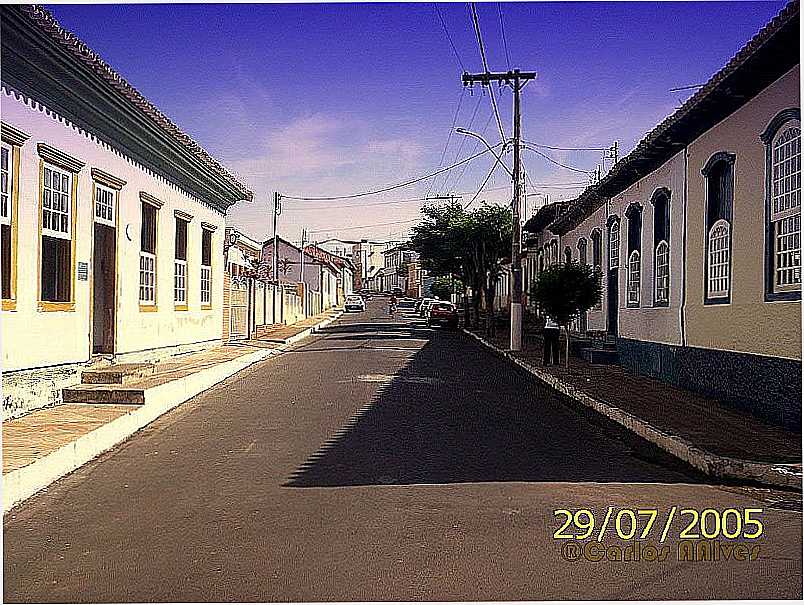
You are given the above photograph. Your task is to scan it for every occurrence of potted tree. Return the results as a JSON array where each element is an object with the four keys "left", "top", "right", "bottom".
[{"left": 530, "top": 261, "right": 602, "bottom": 368}]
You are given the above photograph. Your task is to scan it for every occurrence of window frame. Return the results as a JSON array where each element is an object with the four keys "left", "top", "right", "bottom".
[
  {"left": 1, "top": 138, "right": 21, "bottom": 309},
  {"left": 577, "top": 237, "right": 588, "bottom": 266},
  {"left": 707, "top": 219, "right": 731, "bottom": 300},
  {"left": 761, "top": 108, "right": 801, "bottom": 301},
  {"left": 651, "top": 188, "right": 671, "bottom": 307},
  {"left": 200, "top": 226, "right": 213, "bottom": 309},
  {"left": 139, "top": 197, "right": 160, "bottom": 310},
  {"left": 608, "top": 217, "right": 620, "bottom": 270},
  {"left": 93, "top": 182, "right": 116, "bottom": 228},
  {"left": 174, "top": 216, "right": 189, "bottom": 309},
  {"left": 701, "top": 152, "right": 735, "bottom": 305},
  {"left": 38, "top": 152, "right": 81, "bottom": 312},
  {"left": 654, "top": 240, "right": 670, "bottom": 305}
]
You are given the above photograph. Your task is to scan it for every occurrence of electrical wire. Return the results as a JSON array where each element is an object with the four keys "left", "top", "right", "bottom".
[
  {"left": 438, "top": 93, "right": 484, "bottom": 192},
  {"left": 434, "top": 3, "right": 466, "bottom": 72},
  {"left": 521, "top": 144, "right": 593, "bottom": 174},
  {"left": 497, "top": 3, "right": 511, "bottom": 70},
  {"left": 308, "top": 218, "right": 420, "bottom": 235},
  {"left": 289, "top": 196, "right": 456, "bottom": 211},
  {"left": 522, "top": 139, "right": 608, "bottom": 152},
  {"left": 281, "top": 142, "right": 502, "bottom": 201},
  {"left": 469, "top": 2, "right": 506, "bottom": 143},
  {"left": 463, "top": 147, "right": 511, "bottom": 209},
  {"left": 447, "top": 109, "right": 497, "bottom": 193},
  {"left": 426, "top": 87, "right": 466, "bottom": 199}
]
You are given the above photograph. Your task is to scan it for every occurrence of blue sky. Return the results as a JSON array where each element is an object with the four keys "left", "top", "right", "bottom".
[{"left": 47, "top": 1, "right": 786, "bottom": 242}]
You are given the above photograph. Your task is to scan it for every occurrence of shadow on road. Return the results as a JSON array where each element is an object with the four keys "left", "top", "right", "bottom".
[{"left": 285, "top": 322, "right": 708, "bottom": 487}]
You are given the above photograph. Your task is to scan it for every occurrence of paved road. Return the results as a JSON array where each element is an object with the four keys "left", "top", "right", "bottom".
[{"left": 4, "top": 300, "right": 802, "bottom": 601}]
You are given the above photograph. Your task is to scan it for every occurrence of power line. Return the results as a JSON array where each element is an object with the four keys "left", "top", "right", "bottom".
[
  {"left": 426, "top": 87, "right": 466, "bottom": 199},
  {"left": 289, "top": 196, "right": 451, "bottom": 211},
  {"left": 439, "top": 93, "right": 485, "bottom": 192},
  {"left": 497, "top": 3, "right": 511, "bottom": 70},
  {"left": 308, "top": 218, "right": 419, "bottom": 235},
  {"left": 434, "top": 3, "right": 466, "bottom": 72},
  {"left": 522, "top": 139, "right": 608, "bottom": 152},
  {"left": 521, "top": 144, "right": 593, "bottom": 174},
  {"left": 464, "top": 147, "right": 511, "bottom": 209},
  {"left": 469, "top": 2, "right": 506, "bottom": 142},
  {"left": 447, "top": 108, "right": 496, "bottom": 193},
  {"left": 282, "top": 143, "right": 502, "bottom": 201}
]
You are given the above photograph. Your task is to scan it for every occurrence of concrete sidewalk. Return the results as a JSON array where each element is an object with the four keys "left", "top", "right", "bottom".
[
  {"left": 464, "top": 324, "right": 801, "bottom": 490},
  {"left": 2, "top": 309, "right": 342, "bottom": 512}
]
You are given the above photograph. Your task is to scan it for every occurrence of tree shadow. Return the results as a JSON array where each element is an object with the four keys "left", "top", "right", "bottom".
[{"left": 285, "top": 330, "right": 709, "bottom": 487}]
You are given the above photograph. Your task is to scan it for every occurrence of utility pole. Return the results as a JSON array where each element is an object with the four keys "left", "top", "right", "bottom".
[
  {"left": 272, "top": 192, "right": 282, "bottom": 323},
  {"left": 300, "top": 227, "right": 308, "bottom": 317},
  {"left": 462, "top": 69, "right": 536, "bottom": 351}
]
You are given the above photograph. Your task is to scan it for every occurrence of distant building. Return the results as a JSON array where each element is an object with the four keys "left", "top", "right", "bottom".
[
  {"left": 378, "top": 243, "right": 417, "bottom": 293},
  {"left": 261, "top": 236, "right": 339, "bottom": 315},
  {"left": 351, "top": 239, "right": 396, "bottom": 291},
  {"left": 304, "top": 244, "right": 355, "bottom": 305},
  {"left": 317, "top": 238, "right": 358, "bottom": 261}
]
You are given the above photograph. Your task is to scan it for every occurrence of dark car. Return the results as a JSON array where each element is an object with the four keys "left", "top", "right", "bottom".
[{"left": 426, "top": 301, "right": 458, "bottom": 329}]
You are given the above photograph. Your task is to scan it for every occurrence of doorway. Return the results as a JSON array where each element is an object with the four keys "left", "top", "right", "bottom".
[
  {"left": 92, "top": 223, "right": 116, "bottom": 354},
  {"left": 607, "top": 269, "right": 618, "bottom": 337}
]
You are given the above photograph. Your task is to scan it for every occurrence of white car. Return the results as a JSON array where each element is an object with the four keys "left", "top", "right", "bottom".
[{"left": 344, "top": 295, "right": 366, "bottom": 312}]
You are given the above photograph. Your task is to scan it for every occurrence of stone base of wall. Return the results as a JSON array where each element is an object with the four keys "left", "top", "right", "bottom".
[
  {"left": 618, "top": 337, "right": 802, "bottom": 430},
  {"left": 2, "top": 338, "right": 222, "bottom": 420},
  {"left": 2, "top": 363, "right": 86, "bottom": 421}
]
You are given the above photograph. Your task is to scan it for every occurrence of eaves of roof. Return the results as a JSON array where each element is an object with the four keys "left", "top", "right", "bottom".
[
  {"left": 549, "top": 0, "right": 799, "bottom": 235},
  {"left": 1, "top": 5, "right": 253, "bottom": 212}
]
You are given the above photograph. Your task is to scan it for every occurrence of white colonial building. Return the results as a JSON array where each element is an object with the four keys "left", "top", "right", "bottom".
[{"left": 1, "top": 5, "right": 252, "bottom": 417}]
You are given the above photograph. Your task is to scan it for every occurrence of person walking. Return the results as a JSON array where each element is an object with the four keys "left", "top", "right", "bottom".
[
  {"left": 543, "top": 314, "right": 561, "bottom": 365},
  {"left": 388, "top": 294, "right": 397, "bottom": 317}
]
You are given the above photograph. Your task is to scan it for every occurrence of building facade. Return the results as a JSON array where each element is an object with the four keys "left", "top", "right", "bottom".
[
  {"left": 1, "top": 5, "right": 252, "bottom": 418},
  {"left": 524, "top": 2, "right": 800, "bottom": 428}
]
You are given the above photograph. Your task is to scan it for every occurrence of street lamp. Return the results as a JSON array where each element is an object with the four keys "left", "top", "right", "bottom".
[
  {"left": 455, "top": 128, "right": 514, "bottom": 178},
  {"left": 455, "top": 128, "right": 523, "bottom": 351}
]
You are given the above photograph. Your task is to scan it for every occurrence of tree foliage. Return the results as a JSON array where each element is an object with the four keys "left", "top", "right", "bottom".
[
  {"left": 411, "top": 201, "right": 512, "bottom": 332},
  {"left": 530, "top": 261, "right": 602, "bottom": 326},
  {"left": 430, "top": 275, "right": 458, "bottom": 300}
]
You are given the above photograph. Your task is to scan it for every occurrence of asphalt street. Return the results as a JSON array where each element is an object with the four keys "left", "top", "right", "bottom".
[{"left": 4, "top": 299, "right": 802, "bottom": 601}]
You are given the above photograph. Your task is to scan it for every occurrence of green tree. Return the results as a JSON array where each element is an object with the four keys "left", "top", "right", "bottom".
[
  {"left": 430, "top": 275, "right": 460, "bottom": 301},
  {"left": 464, "top": 204, "right": 512, "bottom": 336},
  {"left": 411, "top": 202, "right": 475, "bottom": 325},
  {"left": 530, "top": 261, "right": 602, "bottom": 367}
]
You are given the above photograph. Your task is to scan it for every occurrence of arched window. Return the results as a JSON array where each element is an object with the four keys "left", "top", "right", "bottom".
[
  {"left": 702, "top": 152, "right": 735, "bottom": 302},
  {"left": 550, "top": 240, "right": 558, "bottom": 265},
  {"left": 708, "top": 219, "right": 731, "bottom": 298},
  {"left": 538, "top": 249, "right": 544, "bottom": 273},
  {"left": 625, "top": 203, "right": 643, "bottom": 307},
  {"left": 627, "top": 250, "right": 641, "bottom": 306},
  {"left": 655, "top": 240, "right": 670, "bottom": 304},
  {"left": 577, "top": 237, "right": 588, "bottom": 266},
  {"left": 762, "top": 110, "right": 801, "bottom": 299},
  {"left": 651, "top": 188, "right": 671, "bottom": 306},
  {"left": 608, "top": 219, "right": 620, "bottom": 269},
  {"left": 564, "top": 246, "right": 572, "bottom": 265},
  {"left": 590, "top": 229, "right": 602, "bottom": 309}
]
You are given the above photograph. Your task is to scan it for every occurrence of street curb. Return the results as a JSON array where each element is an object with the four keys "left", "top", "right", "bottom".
[
  {"left": 259, "top": 311, "right": 343, "bottom": 346},
  {"left": 3, "top": 311, "right": 344, "bottom": 514},
  {"left": 463, "top": 328, "right": 802, "bottom": 490}
]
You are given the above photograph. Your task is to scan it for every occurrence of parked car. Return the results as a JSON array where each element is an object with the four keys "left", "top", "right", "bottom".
[
  {"left": 397, "top": 297, "right": 416, "bottom": 311},
  {"left": 418, "top": 298, "right": 436, "bottom": 317},
  {"left": 427, "top": 301, "right": 459, "bottom": 329},
  {"left": 344, "top": 294, "right": 366, "bottom": 312}
]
